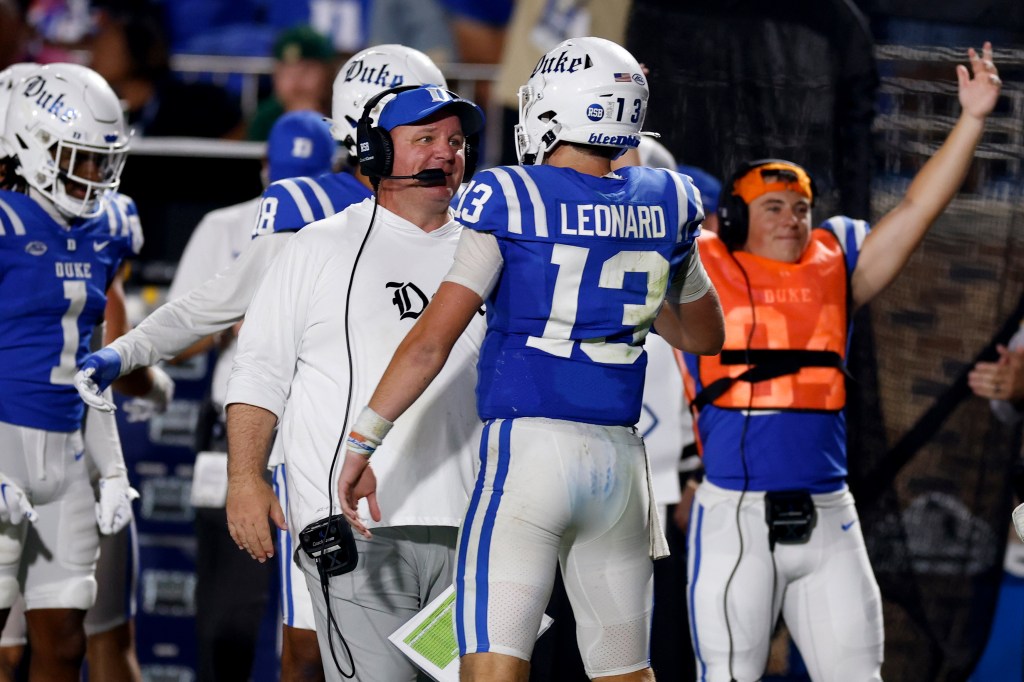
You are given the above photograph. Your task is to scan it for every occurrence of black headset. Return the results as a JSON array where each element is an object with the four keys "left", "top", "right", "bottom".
[
  {"left": 717, "top": 158, "right": 816, "bottom": 250},
  {"left": 355, "top": 84, "right": 479, "bottom": 184}
]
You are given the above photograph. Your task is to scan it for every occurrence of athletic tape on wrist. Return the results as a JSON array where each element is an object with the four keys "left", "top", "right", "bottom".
[
  {"left": 348, "top": 406, "right": 394, "bottom": 458},
  {"left": 346, "top": 436, "right": 378, "bottom": 458}
]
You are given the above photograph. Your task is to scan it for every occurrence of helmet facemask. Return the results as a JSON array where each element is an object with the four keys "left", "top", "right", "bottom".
[
  {"left": 6, "top": 64, "right": 130, "bottom": 219},
  {"left": 29, "top": 129, "right": 127, "bottom": 218},
  {"left": 514, "top": 83, "right": 563, "bottom": 166}
]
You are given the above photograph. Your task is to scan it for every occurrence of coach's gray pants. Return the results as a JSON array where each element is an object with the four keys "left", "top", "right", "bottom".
[{"left": 301, "top": 525, "right": 457, "bottom": 682}]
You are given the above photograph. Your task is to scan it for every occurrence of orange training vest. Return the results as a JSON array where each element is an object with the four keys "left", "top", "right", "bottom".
[{"left": 687, "top": 230, "right": 849, "bottom": 412}]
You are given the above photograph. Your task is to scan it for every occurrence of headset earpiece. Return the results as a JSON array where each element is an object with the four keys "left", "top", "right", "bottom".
[
  {"left": 356, "top": 85, "right": 420, "bottom": 181},
  {"left": 717, "top": 191, "right": 749, "bottom": 251}
]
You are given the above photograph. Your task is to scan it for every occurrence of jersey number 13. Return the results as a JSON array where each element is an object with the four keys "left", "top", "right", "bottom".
[{"left": 527, "top": 243, "right": 668, "bottom": 365}]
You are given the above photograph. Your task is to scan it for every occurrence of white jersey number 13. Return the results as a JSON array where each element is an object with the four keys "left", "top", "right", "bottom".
[{"left": 526, "top": 243, "right": 668, "bottom": 365}]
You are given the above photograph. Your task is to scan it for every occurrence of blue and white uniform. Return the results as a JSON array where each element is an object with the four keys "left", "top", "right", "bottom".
[
  {"left": 447, "top": 164, "right": 703, "bottom": 675},
  {"left": 252, "top": 172, "right": 370, "bottom": 237},
  {"left": 0, "top": 188, "right": 138, "bottom": 612},
  {"left": 683, "top": 217, "right": 884, "bottom": 682}
]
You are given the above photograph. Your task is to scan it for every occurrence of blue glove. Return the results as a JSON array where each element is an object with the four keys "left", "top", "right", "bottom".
[{"left": 74, "top": 348, "right": 123, "bottom": 413}]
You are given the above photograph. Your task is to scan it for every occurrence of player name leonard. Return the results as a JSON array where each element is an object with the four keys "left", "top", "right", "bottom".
[{"left": 558, "top": 202, "right": 668, "bottom": 239}]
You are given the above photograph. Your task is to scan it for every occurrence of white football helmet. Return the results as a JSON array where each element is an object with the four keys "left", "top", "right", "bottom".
[
  {"left": 0, "top": 63, "right": 38, "bottom": 156},
  {"left": 330, "top": 44, "right": 447, "bottom": 156},
  {"left": 5, "top": 63, "right": 129, "bottom": 218},
  {"left": 516, "top": 37, "right": 648, "bottom": 165},
  {"left": 637, "top": 136, "right": 677, "bottom": 170}
]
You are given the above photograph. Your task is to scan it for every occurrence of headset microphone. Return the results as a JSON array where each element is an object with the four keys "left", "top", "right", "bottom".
[{"left": 380, "top": 168, "right": 450, "bottom": 183}]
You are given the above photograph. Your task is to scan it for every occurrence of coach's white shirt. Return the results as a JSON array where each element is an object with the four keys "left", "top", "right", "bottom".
[{"left": 227, "top": 198, "right": 483, "bottom": 534}]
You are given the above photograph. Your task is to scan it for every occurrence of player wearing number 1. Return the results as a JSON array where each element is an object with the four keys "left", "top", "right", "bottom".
[
  {"left": 0, "top": 63, "right": 137, "bottom": 681},
  {"left": 338, "top": 37, "right": 724, "bottom": 681}
]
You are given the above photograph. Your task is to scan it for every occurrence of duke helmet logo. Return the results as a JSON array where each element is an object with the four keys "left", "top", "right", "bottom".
[
  {"left": 586, "top": 104, "right": 604, "bottom": 122},
  {"left": 531, "top": 50, "right": 592, "bottom": 77},
  {"left": 343, "top": 59, "right": 406, "bottom": 89},
  {"left": 21, "top": 75, "right": 79, "bottom": 123},
  {"left": 387, "top": 281, "right": 428, "bottom": 320}
]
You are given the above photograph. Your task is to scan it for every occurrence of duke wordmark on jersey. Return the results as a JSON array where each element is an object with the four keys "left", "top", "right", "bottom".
[
  {"left": 54, "top": 261, "right": 93, "bottom": 278},
  {"left": 0, "top": 190, "right": 140, "bottom": 431}
]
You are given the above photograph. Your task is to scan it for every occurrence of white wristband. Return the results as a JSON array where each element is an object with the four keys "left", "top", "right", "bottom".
[{"left": 351, "top": 406, "right": 394, "bottom": 446}]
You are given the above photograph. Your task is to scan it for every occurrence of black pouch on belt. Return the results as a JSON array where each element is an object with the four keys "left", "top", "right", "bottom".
[
  {"left": 299, "top": 514, "right": 358, "bottom": 578},
  {"left": 764, "top": 490, "right": 816, "bottom": 551}
]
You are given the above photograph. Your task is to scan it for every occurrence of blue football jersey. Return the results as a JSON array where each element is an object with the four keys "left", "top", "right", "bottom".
[
  {"left": 455, "top": 164, "right": 703, "bottom": 426},
  {"left": 0, "top": 190, "right": 138, "bottom": 431},
  {"left": 251, "top": 171, "right": 372, "bottom": 238},
  {"left": 96, "top": 191, "right": 145, "bottom": 257}
]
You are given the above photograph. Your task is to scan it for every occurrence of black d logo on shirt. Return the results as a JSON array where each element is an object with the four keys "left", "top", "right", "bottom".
[{"left": 387, "top": 281, "right": 428, "bottom": 320}]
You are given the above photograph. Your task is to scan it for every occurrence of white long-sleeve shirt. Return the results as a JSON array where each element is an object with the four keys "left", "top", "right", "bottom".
[
  {"left": 107, "top": 227, "right": 289, "bottom": 375},
  {"left": 227, "top": 198, "right": 484, "bottom": 534},
  {"left": 165, "top": 198, "right": 261, "bottom": 407}
]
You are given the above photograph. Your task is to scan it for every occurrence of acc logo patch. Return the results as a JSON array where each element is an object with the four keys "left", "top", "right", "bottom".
[
  {"left": 632, "top": 73, "right": 646, "bottom": 86},
  {"left": 24, "top": 241, "right": 47, "bottom": 256},
  {"left": 586, "top": 104, "right": 604, "bottom": 122}
]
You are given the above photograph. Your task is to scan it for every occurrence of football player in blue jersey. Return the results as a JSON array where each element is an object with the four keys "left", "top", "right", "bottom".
[
  {"left": 0, "top": 62, "right": 174, "bottom": 682},
  {"left": 71, "top": 44, "right": 457, "bottom": 682},
  {"left": 338, "top": 37, "right": 724, "bottom": 682},
  {"left": 0, "top": 61, "right": 157, "bottom": 682},
  {"left": 679, "top": 45, "right": 1002, "bottom": 682}
]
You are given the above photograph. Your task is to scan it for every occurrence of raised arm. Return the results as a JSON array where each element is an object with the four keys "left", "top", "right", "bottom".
[{"left": 852, "top": 42, "right": 1002, "bottom": 308}]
